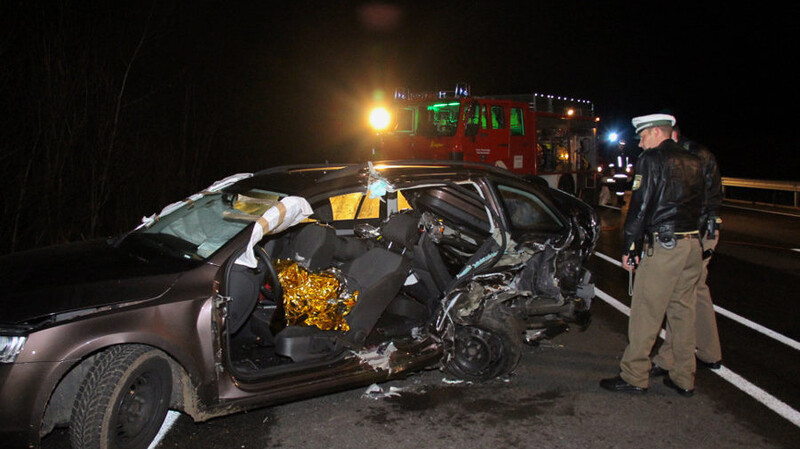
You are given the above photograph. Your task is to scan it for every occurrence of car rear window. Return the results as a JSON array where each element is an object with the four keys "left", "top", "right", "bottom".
[{"left": 497, "top": 185, "right": 564, "bottom": 233}]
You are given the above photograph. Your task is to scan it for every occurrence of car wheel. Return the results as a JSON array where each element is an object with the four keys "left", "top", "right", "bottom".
[
  {"left": 70, "top": 345, "right": 172, "bottom": 449},
  {"left": 445, "top": 309, "right": 523, "bottom": 382}
]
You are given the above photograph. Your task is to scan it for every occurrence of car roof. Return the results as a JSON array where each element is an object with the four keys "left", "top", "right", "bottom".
[{"left": 228, "top": 160, "right": 530, "bottom": 199}]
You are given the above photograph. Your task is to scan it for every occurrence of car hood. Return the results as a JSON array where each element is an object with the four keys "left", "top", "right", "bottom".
[{"left": 0, "top": 239, "right": 196, "bottom": 325}]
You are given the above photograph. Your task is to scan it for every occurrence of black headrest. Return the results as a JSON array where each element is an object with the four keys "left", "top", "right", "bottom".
[
  {"left": 380, "top": 213, "right": 420, "bottom": 250},
  {"left": 291, "top": 224, "right": 336, "bottom": 270}
]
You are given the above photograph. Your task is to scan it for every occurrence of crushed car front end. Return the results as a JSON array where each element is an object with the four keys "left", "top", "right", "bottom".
[
  {"left": 289, "top": 161, "right": 599, "bottom": 381},
  {"left": 407, "top": 167, "right": 598, "bottom": 380}
]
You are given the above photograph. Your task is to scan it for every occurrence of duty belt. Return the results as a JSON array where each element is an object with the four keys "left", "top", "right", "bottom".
[
  {"left": 648, "top": 230, "right": 700, "bottom": 251},
  {"left": 649, "top": 231, "right": 699, "bottom": 240}
]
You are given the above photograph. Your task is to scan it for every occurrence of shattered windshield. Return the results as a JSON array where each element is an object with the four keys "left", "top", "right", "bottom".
[{"left": 124, "top": 189, "right": 284, "bottom": 261}]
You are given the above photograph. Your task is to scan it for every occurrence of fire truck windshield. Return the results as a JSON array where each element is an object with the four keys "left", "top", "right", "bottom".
[{"left": 421, "top": 101, "right": 461, "bottom": 137}]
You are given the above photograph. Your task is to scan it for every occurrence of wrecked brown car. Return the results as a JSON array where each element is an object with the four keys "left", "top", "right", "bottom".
[{"left": 0, "top": 161, "right": 598, "bottom": 449}]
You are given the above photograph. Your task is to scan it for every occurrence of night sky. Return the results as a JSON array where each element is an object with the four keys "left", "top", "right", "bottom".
[
  {"left": 187, "top": 1, "right": 794, "bottom": 180},
  {"left": 1, "top": 1, "right": 797, "bottom": 254},
  {"left": 6, "top": 1, "right": 794, "bottom": 178}
]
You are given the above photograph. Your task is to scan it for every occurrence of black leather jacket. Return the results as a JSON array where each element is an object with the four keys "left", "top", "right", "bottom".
[
  {"left": 623, "top": 139, "right": 705, "bottom": 255},
  {"left": 677, "top": 136, "right": 722, "bottom": 226}
]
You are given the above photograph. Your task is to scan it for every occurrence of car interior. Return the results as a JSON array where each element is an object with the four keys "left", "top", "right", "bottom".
[{"left": 222, "top": 182, "right": 497, "bottom": 376}]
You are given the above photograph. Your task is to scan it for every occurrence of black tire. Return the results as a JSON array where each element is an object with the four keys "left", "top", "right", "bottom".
[
  {"left": 70, "top": 345, "right": 172, "bottom": 449},
  {"left": 444, "top": 307, "right": 523, "bottom": 382}
]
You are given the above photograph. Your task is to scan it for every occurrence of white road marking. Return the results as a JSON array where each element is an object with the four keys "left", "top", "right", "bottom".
[
  {"left": 593, "top": 251, "right": 800, "bottom": 427},
  {"left": 148, "top": 410, "right": 180, "bottom": 449},
  {"left": 714, "top": 367, "right": 800, "bottom": 427},
  {"left": 722, "top": 203, "right": 800, "bottom": 219},
  {"left": 593, "top": 251, "right": 800, "bottom": 350},
  {"left": 712, "top": 306, "right": 800, "bottom": 351},
  {"left": 594, "top": 251, "right": 622, "bottom": 267}
]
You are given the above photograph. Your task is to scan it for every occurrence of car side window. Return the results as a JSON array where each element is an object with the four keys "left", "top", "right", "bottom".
[
  {"left": 491, "top": 105, "right": 505, "bottom": 129},
  {"left": 328, "top": 192, "right": 381, "bottom": 221},
  {"left": 497, "top": 185, "right": 564, "bottom": 233},
  {"left": 510, "top": 107, "right": 524, "bottom": 136}
]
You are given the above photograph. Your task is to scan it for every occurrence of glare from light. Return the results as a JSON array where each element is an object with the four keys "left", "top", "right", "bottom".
[
  {"left": 0, "top": 335, "right": 27, "bottom": 363},
  {"left": 607, "top": 132, "right": 619, "bottom": 143},
  {"left": 369, "top": 107, "right": 391, "bottom": 131}
]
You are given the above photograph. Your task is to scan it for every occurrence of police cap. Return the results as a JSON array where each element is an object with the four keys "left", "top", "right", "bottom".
[{"left": 631, "top": 113, "right": 676, "bottom": 134}]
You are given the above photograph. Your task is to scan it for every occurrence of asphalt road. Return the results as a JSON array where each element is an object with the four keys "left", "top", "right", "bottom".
[
  {"left": 589, "top": 201, "right": 800, "bottom": 443},
  {"left": 42, "top": 201, "right": 800, "bottom": 449}
]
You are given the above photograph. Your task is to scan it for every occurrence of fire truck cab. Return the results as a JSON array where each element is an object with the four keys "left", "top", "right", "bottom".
[{"left": 371, "top": 84, "right": 599, "bottom": 202}]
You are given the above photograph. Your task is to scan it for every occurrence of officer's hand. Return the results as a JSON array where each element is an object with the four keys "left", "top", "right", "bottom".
[{"left": 622, "top": 254, "right": 638, "bottom": 272}]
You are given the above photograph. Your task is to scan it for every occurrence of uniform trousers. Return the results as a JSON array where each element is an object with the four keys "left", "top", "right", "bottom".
[
  {"left": 653, "top": 235, "right": 722, "bottom": 368},
  {"left": 620, "top": 237, "right": 702, "bottom": 390}
]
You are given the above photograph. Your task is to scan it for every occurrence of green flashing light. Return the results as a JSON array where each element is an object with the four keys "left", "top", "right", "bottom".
[{"left": 427, "top": 102, "right": 461, "bottom": 110}]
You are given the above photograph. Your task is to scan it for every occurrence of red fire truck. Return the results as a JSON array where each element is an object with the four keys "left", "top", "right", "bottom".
[{"left": 368, "top": 84, "right": 600, "bottom": 202}]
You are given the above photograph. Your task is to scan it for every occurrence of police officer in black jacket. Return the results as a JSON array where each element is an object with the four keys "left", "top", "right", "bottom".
[
  {"left": 651, "top": 126, "right": 724, "bottom": 374},
  {"left": 600, "top": 113, "right": 706, "bottom": 396}
]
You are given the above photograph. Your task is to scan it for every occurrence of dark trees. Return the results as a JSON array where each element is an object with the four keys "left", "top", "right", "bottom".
[{"left": 1, "top": 1, "right": 224, "bottom": 255}]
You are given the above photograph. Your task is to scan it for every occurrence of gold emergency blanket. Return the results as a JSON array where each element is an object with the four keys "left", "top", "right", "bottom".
[{"left": 275, "top": 259, "right": 358, "bottom": 331}]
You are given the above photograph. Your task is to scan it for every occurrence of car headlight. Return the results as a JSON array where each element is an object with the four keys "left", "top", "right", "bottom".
[{"left": 0, "top": 334, "right": 28, "bottom": 363}]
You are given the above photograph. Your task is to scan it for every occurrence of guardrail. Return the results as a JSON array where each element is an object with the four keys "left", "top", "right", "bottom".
[{"left": 722, "top": 177, "right": 800, "bottom": 209}]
